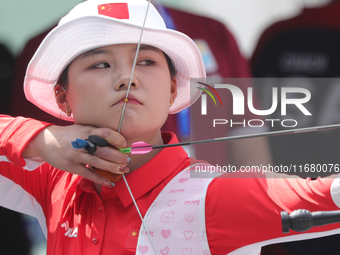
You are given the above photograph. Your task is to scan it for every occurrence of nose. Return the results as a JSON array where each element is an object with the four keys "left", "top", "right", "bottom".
[
  {"left": 118, "top": 81, "right": 137, "bottom": 89},
  {"left": 114, "top": 67, "right": 139, "bottom": 91}
]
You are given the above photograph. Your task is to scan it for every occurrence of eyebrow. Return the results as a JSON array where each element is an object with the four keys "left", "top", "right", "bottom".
[
  {"left": 82, "top": 49, "right": 112, "bottom": 58},
  {"left": 82, "top": 45, "right": 161, "bottom": 58},
  {"left": 137, "top": 45, "right": 161, "bottom": 54}
]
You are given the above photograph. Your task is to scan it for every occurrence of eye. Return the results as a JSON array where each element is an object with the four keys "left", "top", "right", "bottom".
[
  {"left": 138, "top": 59, "right": 155, "bottom": 66},
  {"left": 91, "top": 62, "right": 110, "bottom": 69}
]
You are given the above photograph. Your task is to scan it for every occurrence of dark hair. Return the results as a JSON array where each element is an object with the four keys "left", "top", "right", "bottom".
[
  {"left": 57, "top": 64, "right": 70, "bottom": 89},
  {"left": 56, "top": 51, "right": 177, "bottom": 88},
  {"left": 163, "top": 52, "right": 177, "bottom": 79}
]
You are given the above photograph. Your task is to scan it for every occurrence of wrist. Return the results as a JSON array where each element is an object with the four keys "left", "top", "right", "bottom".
[{"left": 22, "top": 126, "right": 51, "bottom": 158}]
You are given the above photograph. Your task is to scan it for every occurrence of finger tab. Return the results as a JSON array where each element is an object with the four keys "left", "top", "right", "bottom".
[{"left": 94, "top": 168, "right": 122, "bottom": 182}]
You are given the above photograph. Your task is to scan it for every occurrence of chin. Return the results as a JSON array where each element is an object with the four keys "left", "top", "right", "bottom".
[
  {"left": 95, "top": 117, "right": 121, "bottom": 130},
  {"left": 120, "top": 128, "right": 143, "bottom": 139},
  {"left": 122, "top": 126, "right": 161, "bottom": 141}
]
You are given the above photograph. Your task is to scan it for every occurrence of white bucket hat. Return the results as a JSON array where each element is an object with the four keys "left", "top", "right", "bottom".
[{"left": 24, "top": 0, "right": 206, "bottom": 121}]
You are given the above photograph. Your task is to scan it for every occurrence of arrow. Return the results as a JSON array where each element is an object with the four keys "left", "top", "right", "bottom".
[{"left": 119, "top": 123, "right": 340, "bottom": 155}]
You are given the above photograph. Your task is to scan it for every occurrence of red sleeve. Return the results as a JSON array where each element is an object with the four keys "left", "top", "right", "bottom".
[
  {"left": 0, "top": 114, "right": 53, "bottom": 167},
  {"left": 0, "top": 115, "right": 57, "bottom": 235},
  {"left": 206, "top": 172, "right": 340, "bottom": 254}
]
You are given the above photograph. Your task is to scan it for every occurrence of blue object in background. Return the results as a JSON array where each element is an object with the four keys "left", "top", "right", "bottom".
[{"left": 155, "top": 2, "right": 190, "bottom": 140}]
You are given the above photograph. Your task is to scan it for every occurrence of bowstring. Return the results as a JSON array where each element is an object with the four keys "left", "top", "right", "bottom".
[
  {"left": 117, "top": 0, "right": 151, "bottom": 133},
  {"left": 122, "top": 176, "right": 158, "bottom": 253},
  {"left": 117, "top": 0, "right": 159, "bottom": 254}
]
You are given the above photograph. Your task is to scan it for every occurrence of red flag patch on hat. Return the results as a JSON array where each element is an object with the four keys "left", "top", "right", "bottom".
[{"left": 98, "top": 3, "right": 129, "bottom": 19}]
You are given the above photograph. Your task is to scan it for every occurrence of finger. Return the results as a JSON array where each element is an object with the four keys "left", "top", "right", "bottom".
[
  {"left": 94, "top": 146, "right": 130, "bottom": 165},
  {"left": 79, "top": 152, "right": 130, "bottom": 174},
  {"left": 89, "top": 128, "right": 127, "bottom": 149}
]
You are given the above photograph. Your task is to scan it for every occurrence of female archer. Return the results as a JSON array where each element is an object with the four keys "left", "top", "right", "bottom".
[{"left": 1, "top": 0, "right": 340, "bottom": 254}]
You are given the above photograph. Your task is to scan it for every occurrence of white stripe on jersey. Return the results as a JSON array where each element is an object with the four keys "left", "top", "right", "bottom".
[
  {"left": 0, "top": 165, "right": 47, "bottom": 238},
  {"left": 0, "top": 155, "right": 45, "bottom": 171}
]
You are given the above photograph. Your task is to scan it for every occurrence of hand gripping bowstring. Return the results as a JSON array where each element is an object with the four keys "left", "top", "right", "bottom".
[{"left": 116, "top": 1, "right": 159, "bottom": 254}]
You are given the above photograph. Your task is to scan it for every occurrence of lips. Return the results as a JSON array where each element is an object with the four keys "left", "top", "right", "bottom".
[
  {"left": 113, "top": 95, "right": 142, "bottom": 106},
  {"left": 124, "top": 98, "right": 142, "bottom": 105}
]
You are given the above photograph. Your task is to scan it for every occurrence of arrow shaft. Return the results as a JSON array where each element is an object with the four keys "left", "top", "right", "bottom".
[{"left": 150, "top": 123, "right": 340, "bottom": 150}]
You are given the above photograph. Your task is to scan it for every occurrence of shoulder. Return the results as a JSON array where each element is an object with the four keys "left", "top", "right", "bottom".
[{"left": 205, "top": 171, "right": 268, "bottom": 207}]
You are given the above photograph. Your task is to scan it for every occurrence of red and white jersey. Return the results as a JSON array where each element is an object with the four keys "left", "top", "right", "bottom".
[{"left": 1, "top": 115, "right": 340, "bottom": 255}]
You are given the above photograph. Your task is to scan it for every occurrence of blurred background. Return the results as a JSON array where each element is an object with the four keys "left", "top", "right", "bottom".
[
  {"left": 0, "top": 0, "right": 330, "bottom": 57},
  {"left": 0, "top": 0, "right": 338, "bottom": 254}
]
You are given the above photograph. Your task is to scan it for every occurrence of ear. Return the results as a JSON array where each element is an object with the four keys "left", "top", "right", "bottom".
[
  {"left": 54, "top": 85, "right": 70, "bottom": 114},
  {"left": 170, "top": 76, "right": 177, "bottom": 100}
]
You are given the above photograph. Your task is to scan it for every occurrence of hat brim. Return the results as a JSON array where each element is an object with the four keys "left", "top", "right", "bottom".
[{"left": 24, "top": 16, "right": 206, "bottom": 121}]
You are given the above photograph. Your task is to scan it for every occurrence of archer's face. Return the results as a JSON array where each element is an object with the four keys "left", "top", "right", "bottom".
[{"left": 64, "top": 44, "right": 177, "bottom": 140}]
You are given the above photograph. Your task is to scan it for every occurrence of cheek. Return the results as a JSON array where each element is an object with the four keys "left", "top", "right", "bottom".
[
  {"left": 68, "top": 74, "right": 105, "bottom": 104},
  {"left": 149, "top": 82, "right": 171, "bottom": 105},
  {"left": 66, "top": 82, "right": 104, "bottom": 123},
  {"left": 67, "top": 86, "right": 88, "bottom": 110},
  {"left": 149, "top": 89, "right": 171, "bottom": 122}
]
